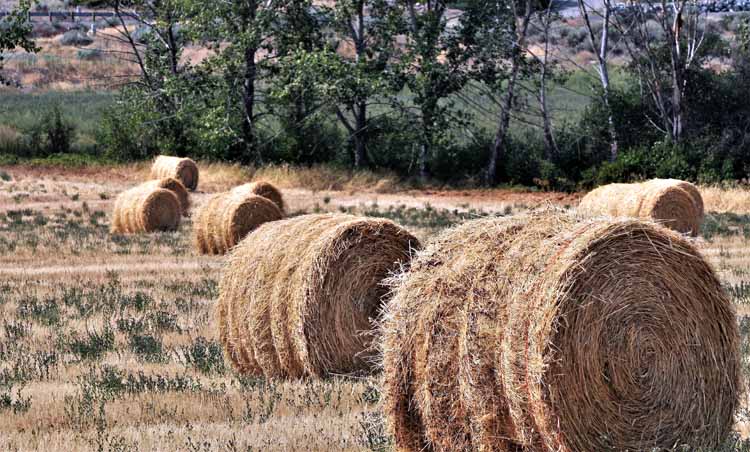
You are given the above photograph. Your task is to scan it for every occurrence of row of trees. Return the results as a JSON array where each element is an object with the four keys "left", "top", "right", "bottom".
[{"left": 5, "top": 0, "right": 750, "bottom": 186}]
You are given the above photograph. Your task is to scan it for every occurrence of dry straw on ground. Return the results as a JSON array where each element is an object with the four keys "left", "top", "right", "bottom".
[
  {"left": 217, "top": 213, "right": 420, "bottom": 379},
  {"left": 193, "top": 191, "right": 283, "bottom": 255},
  {"left": 381, "top": 210, "right": 739, "bottom": 452},
  {"left": 578, "top": 178, "right": 704, "bottom": 235},
  {"left": 142, "top": 177, "right": 190, "bottom": 216},
  {"left": 151, "top": 156, "right": 200, "bottom": 191},
  {"left": 232, "top": 181, "right": 285, "bottom": 211},
  {"left": 111, "top": 184, "right": 181, "bottom": 234}
]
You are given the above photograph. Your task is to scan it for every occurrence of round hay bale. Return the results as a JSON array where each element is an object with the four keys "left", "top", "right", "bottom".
[
  {"left": 142, "top": 177, "right": 190, "bottom": 216},
  {"left": 381, "top": 210, "right": 739, "bottom": 452},
  {"left": 232, "top": 181, "right": 285, "bottom": 212},
  {"left": 150, "top": 155, "right": 199, "bottom": 191},
  {"left": 110, "top": 185, "right": 181, "bottom": 234},
  {"left": 218, "top": 214, "right": 421, "bottom": 379},
  {"left": 192, "top": 191, "right": 282, "bottom": 255},
  {"left": 578, "top": 179, "right": 703, "bottom": 236}
]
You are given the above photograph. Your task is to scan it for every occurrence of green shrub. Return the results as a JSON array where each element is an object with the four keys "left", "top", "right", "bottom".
[{"left": 60, "top": 30, "right": 93, "bottom": 47}]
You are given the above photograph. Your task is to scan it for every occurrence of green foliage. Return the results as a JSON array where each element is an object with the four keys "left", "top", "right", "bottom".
[
  {"left": 0, "top": 0, "right": 39, "bottom": 84},
  {"left": 60, "top": 30, "right": 94, "bottom": 47}
]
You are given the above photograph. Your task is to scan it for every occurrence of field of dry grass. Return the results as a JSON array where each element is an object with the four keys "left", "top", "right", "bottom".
[{"left": 1, "top": 163, "right": 750, "bottom": 450}]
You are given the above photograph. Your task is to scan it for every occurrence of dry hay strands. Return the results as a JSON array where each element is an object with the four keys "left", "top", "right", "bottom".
[
  {"left": 151, "top": 155, "right": 199, "bottom": 191},
  {"left": 218, "top": 213, "right": 421, "bottom": 379},
  {"left": 193, "top": 191, "right": 282, "bottom": 255},
  {"left": 111, "top": 185, "right": 181, "bottom": 234},
  {"left": 578, "top": 178, "right": 703, "bottom": 236},
  {"left": 232, "top": 181, "right": 285, "bottom": 212},
  {"left": 381, "top": 210, "right": 739, "bottom": 452},
  {"left": 142, "top": 177, "right": 190, "bottom": 216}
]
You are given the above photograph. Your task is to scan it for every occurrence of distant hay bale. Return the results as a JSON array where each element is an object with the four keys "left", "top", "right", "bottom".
[
  {"left": 142, "top": 177, "right": 189, "bottom": 216},
  {"left": 193, "top": 191, "right": 282, "bottom": 255},
  {"left": 578, "top": 179, "right": 703, "bottom": 235},
  {"left": 232, "top": 181, "right": 285, "bottom": 212},
  {"left": 381, "top": 211, "right": 739, "bottom": 452},
  {"left": 151, "top": 155, "right": 199, "bottom": 191},
  {"left": 111, "top": 185, "right": 181, "bottom": 234},
  {"left": 218, "top": 214, "right": 421, "bottom": 379}
]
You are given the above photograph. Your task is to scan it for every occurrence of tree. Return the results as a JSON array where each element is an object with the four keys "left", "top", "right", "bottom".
[
  {"left": 320, "top": 0, "right": 401, "bottom": 168},
  {"left": 483, "top": 0, "right": 534, "bottom": 185},
  {"left": 98, "top": 0, "right": 200, "bottom": 158},
  {"left": 616, "top": 0, "right": 709, "bottom": 143},
  {"left": 184, "top": 0, "right": 283, "bottom": 162},
  {"left": 394, "top": 0, "right": 475, "bottom": 181},
  {"left": 0, "top": 0, "right": 39, "bottom": 85},
  {"left": 578, "top": 0, "right": 619, "bottom": 161}
]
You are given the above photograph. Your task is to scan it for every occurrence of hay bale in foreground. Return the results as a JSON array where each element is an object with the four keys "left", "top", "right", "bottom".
[
  {"left": 111, "top": 185, "right": 181, "bottom": 234},
  {"left": 193, "top": 191, "right": 282, "bottom": 255},
  {"left": 142, "top": 177, "right": 189, "bottom": 216},
  {"left": 150, "top": 155, "right": 199, "bottom": 191},
  {"left": 232, "top": 181, "right": 285, "bottom": 212},
  {"left": 578, "top": 178, "right": 703, "bottom": 235},
  {"left": 218, "top": 214, "right": 420, "bottom": 378},
  {"left": 381, "top": 211, "right": 739, "bottom": 452}
]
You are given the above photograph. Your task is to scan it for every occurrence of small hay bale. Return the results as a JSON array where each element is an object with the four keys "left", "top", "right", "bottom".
[
  {"left": 578, "top": 178, "right": 703, "bottom": 235},
  {"left": 381, "top": 210, "right": 739, "bottom": 452},
  {"left": 232, "top": 181, "right": 285, "bottom": 212},
  {"left": 193, "top": 191, "right": 282, "bottom": 255},
  {"left": 142, "top": 177, "right": 190, "bottom": 216},
  {"left": 218, "top": 214, "right": 421, "bottom": 379},
  {"left": 151, "top": 155, "right": 199, "bottom": 191},
  {"left": 111, "top": 185, "right": 181, "bottom": 234}
]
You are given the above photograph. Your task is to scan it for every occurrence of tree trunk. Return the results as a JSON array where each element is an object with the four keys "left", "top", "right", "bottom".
[
  {"left": 241, "top": 45, "right": 259, "bottom": 163},
  {"left": 487, "top": 1, "right": 532, "bottom": 185},
  {"left": 487, "top": 47, "right": 523, "bottom": 185},
  {"left": 353, "top": 101, "right": 367, "bottom": 168}
]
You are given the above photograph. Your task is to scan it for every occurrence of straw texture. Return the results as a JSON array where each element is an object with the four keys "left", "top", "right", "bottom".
[
  {"left": 193, "top": 191, "right": 282, "bottom": 255},
  {"left": 142, "top": 177, "right": 189, "bottom": 216},
  {"left": 151, "top": 155, "right": 199, "bottom": 191},
  {"left": 381, "top": 210, "right": 739, "bottom": 452},
  {"left": 111, "top": 184, "right": 181, "bottom": 233},
  {"left": 232, "top": 181, "right": 285, "bottom": 212},
  {"left": 218, "top": 214, "right": 420, "bottom": 379},
  {"left": 578, "top": 179, "right": 703, "bottom": 235}
]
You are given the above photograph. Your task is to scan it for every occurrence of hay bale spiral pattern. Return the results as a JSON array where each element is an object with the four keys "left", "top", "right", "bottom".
[
  {"left": 193, "top": 191, "right": 283, "bottom": 255},
  {"left": 142, "top": 177, "right": 190, "bottom": 216},
  {"left": 381, "top": 211, "right": 739, "bottom": 452},
  {"left": 578, "top": 178, "right": 703, "bottom": 235},
  {"left": 232, "top": 181, "right": 285, "bottom": 212},
  {"left": 111, "top": 185, "right": 181, "bottom": 234},
  {"left": 218, "top": 214, "right": 420, "bottom": 379},
  {"left": 150, "top": 155, "right": 199, "bottom": 191}
]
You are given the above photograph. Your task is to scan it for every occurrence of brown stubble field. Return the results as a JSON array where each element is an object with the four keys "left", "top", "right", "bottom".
[{"left": 1, "top": 163, "right": 750, "bottom": 451}]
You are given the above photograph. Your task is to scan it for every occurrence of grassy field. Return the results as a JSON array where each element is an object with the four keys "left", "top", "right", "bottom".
[{"left": 0, "top": 163, "right": 749, "bottom": 450}]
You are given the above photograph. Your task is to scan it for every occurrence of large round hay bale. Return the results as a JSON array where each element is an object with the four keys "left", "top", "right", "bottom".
[
  {"left": 232, "top": 181, "right": 285, "bottom": 212},
  {"left": 110, "top": 185, "right": 181, "bottom": 234},
  {"left": 142, "top": 177, "right": 189, "bottom": 216},
  {"left": 218, "top": 214, "right": 421, "bottom": 379},
  {"left": 578, "top": 179, "right": 703, "bottom": 236},
  {"left": 381, "top": 210, "right": 739, "bottom": 452},
  {"left": 193, "top": 191, "right": 282, "bottom": 255},
  {"left": 150, "top": 155, "right": 199, "bottom": 191}
]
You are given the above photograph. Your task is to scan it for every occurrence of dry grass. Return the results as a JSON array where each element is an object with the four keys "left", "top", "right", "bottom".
[
  {"left": 150, "top": 156, "right": 199, "bottom": 191},
  {"left": 1, "top": 166, "right": 750, "bottom": 450},
  {"left": 219, "top": 214, "right": 420, "bottom": 379},
  {"left": 578, "top": 179, "right": 703, "bottom": 235},
  {"left": 701, "top": 186, "right": 750, "bottom": 214},
  {"left": 382, "top": 210, "right": 739, "bottom": 451}
]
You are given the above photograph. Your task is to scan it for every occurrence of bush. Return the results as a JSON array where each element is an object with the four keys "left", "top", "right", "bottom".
[
  {"left": 20, "top": 105, "right": 77, "bottom": 158},
  {"left": 77, "top": 49, "right": 102, "bottom": 61},
  {"left": 60, "top": 30, "right": 93, "bottom": 47}
]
